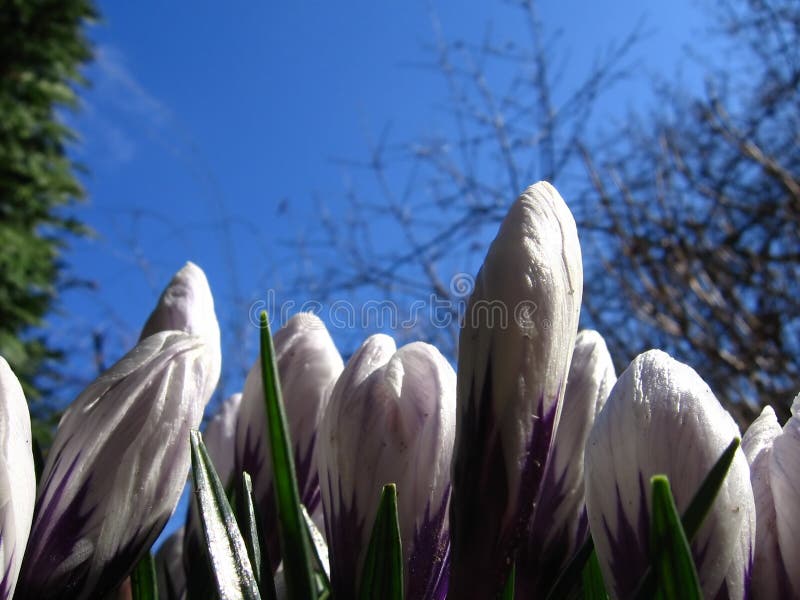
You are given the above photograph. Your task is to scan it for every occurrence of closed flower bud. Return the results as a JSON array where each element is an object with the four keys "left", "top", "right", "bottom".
[
  {"left": 0, "top": 358, "right": 35, "bottom": 600},
  {"left": 17, "top": 331, "right": 217, "bottom": 600},
  {"left": 584, "top": 350, "right": 755, "bottom": 599},
  {"left": 318, "top": 334, "right": 456, "bottom": 600},
  {"left": 449, "top": 181, "right": 582, "bottom": 598},
  {"left": 759, "top": 394, "right": 800, "bottom": 597},
  {"left": 140, "top": 261, "right": 221, "bottom": 405},
  {"left": 234, "top": 313, "right": 343, "bottom": 572},
  {"left": 516, "top": 329, "right": 616, "bottom": 596}
]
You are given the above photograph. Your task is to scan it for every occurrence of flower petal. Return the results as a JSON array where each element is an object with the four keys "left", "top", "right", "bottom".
[
  {"left": 741, "top": 406, "right": 789, "bottom": 598},
  {"left": 770, "top": 393, "right": 800, "bottom": 597},
  {"left": 0, "top": 358, "right": 35, "bottom": 600},
  {"left": 140, "top": 261, "right": 221, "bottom": 405},
  {"left": 584, "top": 350, "right": 755, "bottom": 599},
  {"left": 18, "top": 331, "right": 215, "bottom": 600},
  {"left": 517, "top": 329, "right": 615, "bottom": 595},
  {"left": 318, "top": 336, "right": 456, "bottom": 600},
  {"left": 450, "top": 181, "right": 582, "bottom": 598}
]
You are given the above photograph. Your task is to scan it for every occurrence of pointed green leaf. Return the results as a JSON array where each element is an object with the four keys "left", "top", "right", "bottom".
[
  {"left": 544, "top": 536, "right": 596, "bottom": 600},
  {"left": 301, "top": 505, "right": 331, "bottom": 596},
  {"left": 258, "top": 312, "right": 316, "bottom": 600},
  {"left": 648, "top": 476, "right": 702, "bottom": 600},
  {"left": 634, "top": 437, "right": 740, "bottom": 597},
  {"left": 130, "top": 552, "right": 158, "bottom": 600},
  {"left": 235, "top": 471, "right": 277, "bottom": 600},
  {"left": 581, "top": 550, "right": 608, "bottom": 600},
  {"left": 190, "top": 430, "right": 261, "bottom": 600},
  {"left": 501, "top": 561, "right": 515, "bottom": 600},
  {"left": 358, "top": 484, "right": 403, "bottom": 600},
  {"left": 681, "top": 437, "right": 740, "bottom": 540}
]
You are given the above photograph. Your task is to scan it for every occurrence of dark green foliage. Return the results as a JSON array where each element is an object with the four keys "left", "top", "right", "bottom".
[{"left": 0, "top": 0, "right": 95, "bottom": 410}]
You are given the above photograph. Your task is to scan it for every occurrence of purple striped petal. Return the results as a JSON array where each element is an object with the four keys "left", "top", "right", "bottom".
[
  {"left": 770, "top": 394, "right": 800, "bottom": 597},
  {"left": 317, "top": 336, "right": 455, "bottom": 600},
  {"left": 584, "top": 350, "right": 755, "bottom": 599},
  {"left": 0, "top": 358, "right": 35, "bottom": 600},
  {"left": 449, "top": 182, "right": 582, "bottom": 598},
  {"left": 517, "top": 330, "right": 616, "bottom": 596},
  {"left": 741, "top": 406, "right": 791, "bottom": 598},
  {"left": 17, "top": 331, "right": 215, "bottom": 600}
]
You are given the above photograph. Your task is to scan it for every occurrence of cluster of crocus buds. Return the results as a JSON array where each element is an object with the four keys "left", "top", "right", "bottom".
[{"left": 0, "top": 183, "right": 791, "bottom": 599}]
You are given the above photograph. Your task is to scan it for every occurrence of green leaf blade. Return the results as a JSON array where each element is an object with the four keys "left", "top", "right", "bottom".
[
  {"left": 190, "top": 430, "right": 261, "bottom": 600},
  {"left": 358, "top": 483, "right": 403, "bottom": 600},
  {"left": 681, "top": 437, "right": 740, "bottom": 540},
  {"left": 581, "top": 550, "right": 609, "bottom": 600},
  {"left": 648, "top": 476, "right": 702, "bottom": 600},
  {"left": 235, "top": 471, "right": 277, "bottom": 600},
  {"left": 258, "top": 312, "right": 316, "bottom": 600},
  {"left": 501, "top": 561, "right": 515, "bottom": 600},
  {"left": 130, "top": 552, "right": 158, "bottom": 600}
]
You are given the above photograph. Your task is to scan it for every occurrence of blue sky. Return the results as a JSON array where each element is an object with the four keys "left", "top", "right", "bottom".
[{"left": 53, "top": 0, "right": 710, "bottom": 545}]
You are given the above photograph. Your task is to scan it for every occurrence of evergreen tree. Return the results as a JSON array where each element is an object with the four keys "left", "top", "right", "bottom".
[{"left": 0, "top": 0, "right": 96, "bottom": 429}]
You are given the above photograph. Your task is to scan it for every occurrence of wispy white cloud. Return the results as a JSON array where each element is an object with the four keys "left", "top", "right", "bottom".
[{"left": 72, "top": 43, "right": 173, "bottom": 166}]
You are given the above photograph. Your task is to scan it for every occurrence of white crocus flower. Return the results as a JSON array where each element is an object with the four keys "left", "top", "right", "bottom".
[
  {"left": 517, "top": 329, "right": 616, "bottom": 595},
  {"left": 140, "top": 261, "right": 221, "bottom": 405},
  {"left": 17, "top": 331, "right": 217, "bottom": 600},
  {"left": 449, "top": 181, "right": 582, "bottom": 598},
  {"left": 584, "top": 350, "right": 755, "bottom": 599},
  {"left": 0, "top": 358, "right": 35, "bottom": 600},
  {"left": 744, "top": 394, "right": 800, "bottom": 598},
  {"left": 317, "top": 335, "right": 455, "bottom": 600},
  {"left": 234, "top": 312, "right": 343, "bottom": 573}
]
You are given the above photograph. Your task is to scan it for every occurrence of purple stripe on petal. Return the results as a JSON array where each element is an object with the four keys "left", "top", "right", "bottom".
[
  {"left": 325, "top": 476, "right": 365, "bottom": 600},
  {"left": 407, "top": 488, "right": 450, "bottom": 600},
  {"left": 450, "top": 359, "right": 511, "bottom": 597},
  {"left": 450, "top": 357, "right": 559, "bottom": 598},
  {"left": 295, "top": 431, "right": 321, "bottom": 514},
  {"left": 601, "top": 475, "right": 650, "bottom": 598},
  {"left": 517, "top": 446, "right": 588, "bottom": 595},
  {"left": 17, "top": 449, "right": 98, "bottom": 599},
  {"left": 431, "top": 545, "right": 450, "bottom": 600}
]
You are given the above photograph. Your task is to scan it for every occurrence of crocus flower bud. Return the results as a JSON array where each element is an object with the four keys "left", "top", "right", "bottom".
[
  {"left": 737, "top": 398, "right": 800, "bottom": 598},
  {"left": 584, "top": 350, "right": 755, "bottom": 599},
  {"left": 203, "top": 392, "right": 242, "bottom": 488},
  {"left": 156, "top": 527, "right": 186, "bottom": 600},
  {"left": 234, "top": 313, "right": 343, "bottom": 572},
  {"left": 317, "top": 334, "right": 456, "bottom": 600},
  {"left": 449, "top": 181, "right": 582, "bottom": 597},
  {"left": 17, "top": 331, "right": 217, "bottom": 600},
  {"left": 184, "top": 393, "right": 241, "bottom": 599},
  {"left": 140, "top": 261, "right": 221, "bottom": 404},
  {"left": 516, "top": 329, "right": 616, "bottom": 596},
  {"left": 0, "top": 358, "right": 35, "bottom": 600}
]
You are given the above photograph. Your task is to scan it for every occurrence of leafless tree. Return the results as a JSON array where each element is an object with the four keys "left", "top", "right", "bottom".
[
  {"left": 293, "top": 0, "right": 642, "bottom": 357},
  {"left": 579, "top": 0, "right": 799, "bottom": 422},
  {"left": 294, "top": 0, "right": 798, "bottom": 423}
]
